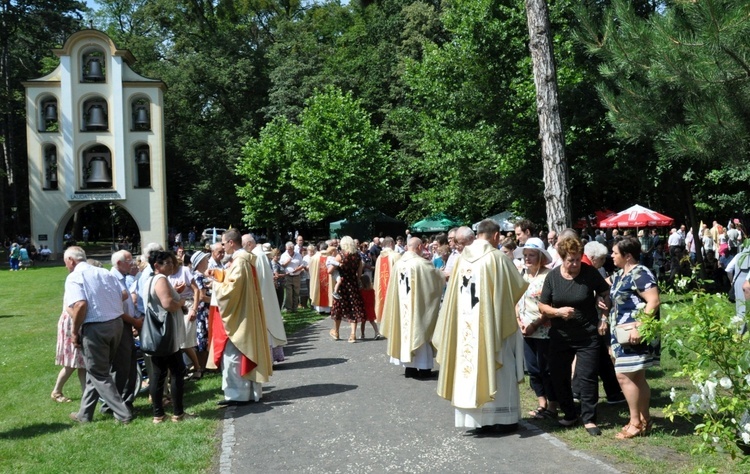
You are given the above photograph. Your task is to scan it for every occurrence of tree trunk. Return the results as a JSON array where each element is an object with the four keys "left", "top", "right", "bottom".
[
  {"left": 0, "top": 0, "right": 11, "bottom": 239},
  {"left": 525, "top": 0, "right": 571, "bottom": 233}
]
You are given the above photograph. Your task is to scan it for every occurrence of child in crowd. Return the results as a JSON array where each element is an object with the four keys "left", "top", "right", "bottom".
[
  {"left": 359, "top": 274, "right": 383, "bottom": 340},
  {"left": 326, "top": 247, "right": 343, "bottom": 299}
]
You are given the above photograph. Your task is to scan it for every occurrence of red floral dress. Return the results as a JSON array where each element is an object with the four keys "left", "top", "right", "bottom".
[{"left": 330, "top": 253, "right": 366, "bottom": 323}]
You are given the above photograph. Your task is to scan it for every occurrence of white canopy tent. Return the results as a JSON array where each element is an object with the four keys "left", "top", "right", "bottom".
[{"left": 471, "top": 211, "right": 519, "bottom": 232}]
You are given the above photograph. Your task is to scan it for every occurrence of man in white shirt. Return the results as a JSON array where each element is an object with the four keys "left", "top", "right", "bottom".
[
  {"left": 107, "top": 250, "right": 140, "bottom": 412},
  {"left": 65, "top": 246, "right": 131, "bottom": 424},
  {"left": 40, "top": 245, "right": 52, "bottom": 261},
  {"left": 294, "top": 235, "right": 305, "bottom": 254},
  {"left": 667, "top": 228, "right": 682, "bottom": 280},
  {"left": 207, "top": 242, "right": 224, "bottom": 270},
  {"left": 279, "top": 241, "right": 304, "bottom": 312}
]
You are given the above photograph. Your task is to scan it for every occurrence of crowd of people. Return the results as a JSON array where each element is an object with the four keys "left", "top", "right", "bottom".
[
  {"left": 6, "top": 240, "right": 49, "bottom": 269},
  {"left": 53, "top": 231, "right": 290, "bottom": 423},
  {"left": 50, "top": 218, "right": 750, "bottom": 440},
  {"left": 350, "top": 218, "right": 748, "bottom": 437}
]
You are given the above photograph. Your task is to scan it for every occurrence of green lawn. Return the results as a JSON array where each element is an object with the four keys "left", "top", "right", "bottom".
[
  {"left": 520, "top": 341, "right": 749, "bottom": 473},
  {"left": 0, "top": 265, "right": 324, "bottom": 473},
  {"left": 2, "top": 265, "right": 747, "bottom": 473}
]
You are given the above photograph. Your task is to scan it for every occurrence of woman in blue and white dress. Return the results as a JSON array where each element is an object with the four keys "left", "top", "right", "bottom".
[{"left": 609, "top": 236, "right": 660, "bottom": 439}]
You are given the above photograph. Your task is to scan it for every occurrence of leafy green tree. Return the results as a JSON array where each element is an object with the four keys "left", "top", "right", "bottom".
[
  {"left": 393, "top": 0, "right": 543, "bottom": 223},
  {"left": 237, "top": 86, "right": 391, "bottom": 230},
  {"left": 290, "top": 86, "right": 391, "bottom": 222},
  {"left": 264, "top": 1, "right": 353, "bottom": 122},
  {"left": 264, "top": 1, "right": 447, "bottom": 223},
  {"left": 236, "top": 116, "right": 299, "bottom": 233},
  {"left": 94, "top": 0, "right": 278, "bottom": 230}
]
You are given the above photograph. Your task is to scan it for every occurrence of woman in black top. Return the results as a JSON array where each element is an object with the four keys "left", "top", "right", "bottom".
[{"left": 539, "top": 236, "right": 610, "bottom": 436}]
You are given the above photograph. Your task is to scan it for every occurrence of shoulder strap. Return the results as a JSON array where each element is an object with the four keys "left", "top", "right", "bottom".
[
  {"left": 147, "top": 275, "right": 155, "bottom": 309},
  {"left": 147, "top": 274, "right": 165, "bottom": 309}
]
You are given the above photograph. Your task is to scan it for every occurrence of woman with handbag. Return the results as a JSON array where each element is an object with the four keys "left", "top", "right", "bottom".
[
  {"left": 143, "top": 251, "right": 190, "bottom": 423},
  {"left": 609, "top": 236, "right": 660, "bottom": 439}
]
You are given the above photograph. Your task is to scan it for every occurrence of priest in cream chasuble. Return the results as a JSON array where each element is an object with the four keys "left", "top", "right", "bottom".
[
  {"left": 381, "top": 238, "right": 445, "bottom": 377},
  {"left": 434, "top": 221, "right": 528, "bottom": 430}
]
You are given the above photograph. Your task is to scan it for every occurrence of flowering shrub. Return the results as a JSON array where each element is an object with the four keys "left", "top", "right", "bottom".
[{"left": 644, "top": 284, "right": 750, "bottom": 459}]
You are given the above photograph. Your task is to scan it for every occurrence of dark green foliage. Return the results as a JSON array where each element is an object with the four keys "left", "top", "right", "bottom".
[
  {"left": 579, "top": 0, "right": 750, "bottom": 217},
  {"left": 0, "top": 0, "right": 86, "bottom": 238}
]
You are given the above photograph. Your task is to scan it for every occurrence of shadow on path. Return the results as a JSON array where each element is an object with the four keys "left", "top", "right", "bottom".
[{"left": 273, "top": 357, "right": 347, "bottom": 371}]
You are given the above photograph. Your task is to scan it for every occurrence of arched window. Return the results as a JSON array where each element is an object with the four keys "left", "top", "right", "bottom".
[
  {"left": 81, "top": 49, "right": 106, "bottom": 82},
  {"left": 81, "top": 97, "right": 108, "bottom": 132},
  {"left": 38, "top": 96, "right": 59, "bottom": 132},
  {"left": 134, "top": 144, "right": 151, "bottom": 188},
  {"left": 131, "top": 98, "right": 151, "bottom": 131},
  {"left": 43, "top": 145, "right": 58, "bottom": 190},
  {"left": 81, "top": 144, "right": 113, "bottom": 190}
]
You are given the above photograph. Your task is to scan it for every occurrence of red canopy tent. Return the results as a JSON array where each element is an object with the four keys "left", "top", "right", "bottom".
[
  {"left": 574, "top": 209, "right": 616, "bottom": 228},
  {"left": 598, "top": 204, "right": 674, "bottom": 229}
]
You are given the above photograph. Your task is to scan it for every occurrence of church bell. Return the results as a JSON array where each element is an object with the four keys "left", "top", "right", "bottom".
[
  {"left": 134, "top": 106, "right": 150, "bottom": 128},
  {"left": 84, "top": 57, "right": 104, "bottom": 81},
  {"left": 86, "top": 104, "right": 107, "bottom": 130},
  {"left": 136, "top": 150, "right": 150, "bottom": 165},
  {"left": 44, "top": 102, "right": 58, "bottom": 122},
  {"left": 86, "top": 156, "right": 112, "bottom": 185}
]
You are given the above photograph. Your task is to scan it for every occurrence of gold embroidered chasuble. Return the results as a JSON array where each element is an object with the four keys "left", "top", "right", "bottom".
[
  {"left": 434, "top": 239, "right": 528, "bottom": 409},
  {"left": 380, "top": 250, "right": 445, "bottom": 362},
  {"left": 210, "top": 251, "right": 272, "bottom": 383}
]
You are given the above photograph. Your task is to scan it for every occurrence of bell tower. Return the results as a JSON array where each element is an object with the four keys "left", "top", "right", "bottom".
[{"left": 23, "top": 30, "right": 168, "bottom": 257}]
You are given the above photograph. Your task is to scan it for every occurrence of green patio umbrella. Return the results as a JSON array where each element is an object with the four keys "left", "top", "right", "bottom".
[
  {"left": 329, "top": 210, "right": 406, "bottom": 240},
  {"left": 410, "top": 213, "right": 462, "bottom": 233}
]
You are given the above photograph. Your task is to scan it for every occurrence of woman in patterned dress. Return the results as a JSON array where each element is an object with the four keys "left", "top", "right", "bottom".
[
  {"left": 51, "top": 308, "right": 87, "bottom": 402},
  {"left": 190, "top": 251, "right": 212, "bottom": 376},
  {"left": 330, "top": 236, "right": 366, "bottom": 343},
  {"left": 609, "top": 236, "right": 660, "bottom": 439}
]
